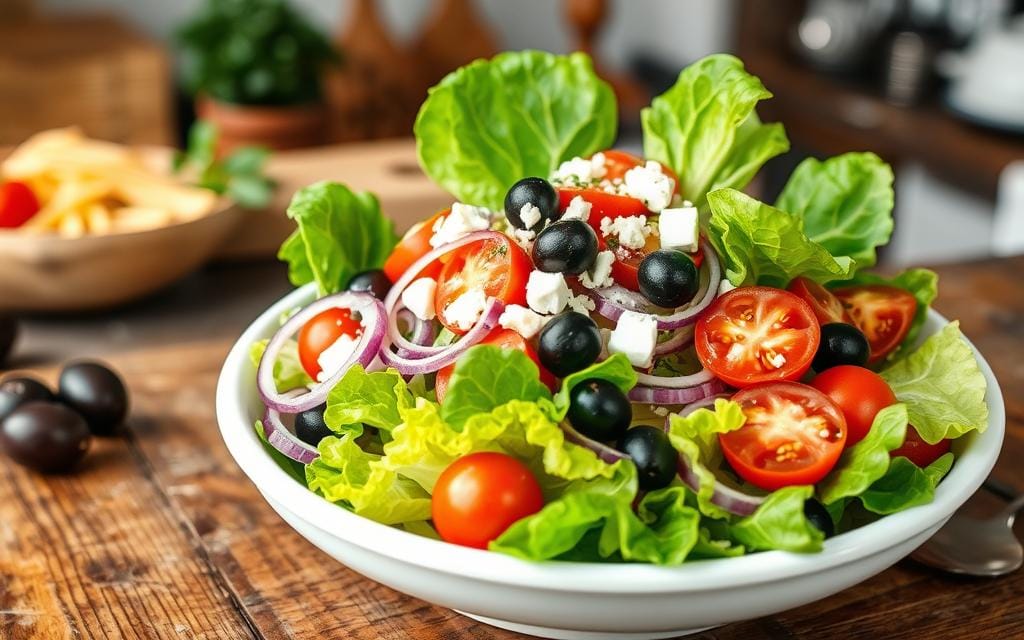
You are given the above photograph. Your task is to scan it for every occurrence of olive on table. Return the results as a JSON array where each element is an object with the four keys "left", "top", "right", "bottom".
[
  {"left": 58, "top": 362, "right": 128, "bottom": 436},
  {"left": 0, "top": 315, "right": 17, "bottom": 366},
  {"left": 295, "top": 403, "right": 332, "bottom": 447},
  {"left": 532, "top": 220, "right": 599, "bottom": 275},
  {"left": 346, "top": 269, "right": 392, "bottom": 299},
  {"left": 618, "top": 426, "right": 677, "bottom": 491},
  {"left": 567, "top": 378, "right": 632, "bottom": 442},
  {"left": 0, "top": 401, "right": 91, "bottom": 473},
  {"left": 804, "top": 498, "right": 835, "bottom": 538},
  {"left": 504, "top": 177, "right": 558, "bottom": 231},
  {"left": 537, "top": 311, "right": 602, "bottom": 378},
  {"left": 0, "top": 377, "right": 54, "bottom": 423},
  {"left": 638, "top": 250, "right": 699, "bottom": 308},
  {"left": 813, "top": 322, "right": 870, "bottom": 371}
]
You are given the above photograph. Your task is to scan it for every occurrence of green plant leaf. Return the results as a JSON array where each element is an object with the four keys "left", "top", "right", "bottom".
[
  {"left": 324, "top": 366, "right": 414, "bottom": 437},
  {"left": 858, "top": 453, "right": 954, "bottom": 514},
  {"left": 441, "top": 345, "right": 552, "bottom": 429},
  {"left": 818, "top": 404, "right": 909, "bottom": 504},
  {"left": 730, "top": 485, "right": 824, "bottom": 552}
]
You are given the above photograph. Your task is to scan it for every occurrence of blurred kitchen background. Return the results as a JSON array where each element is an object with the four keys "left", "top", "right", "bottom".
[{"left": 3, "top": 0, "right": 1024, "bottom": 267}]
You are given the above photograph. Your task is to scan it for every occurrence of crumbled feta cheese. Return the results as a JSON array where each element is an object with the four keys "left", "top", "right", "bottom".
[
  {"left": 498, "top": 304, "right": 547, "bottom": 339},
  {"left": 624, "top": 161, "right": 675, "bottom": 212},
  {"left": 519, "top": 203, "right": 542, "bottom": 229},
  {"left": 526, "top": 271, "right": 570, "bottom": 315},
  {"left": 768, "top": 352, "right": 787, "bottom": 369},
  {"left": 658, "top": 205, "right": 700, "bottom": 252},
  {"left": 401, "top": 277, "right": 437, "bottom": 321},
  {"left": 553, "top": 154, "right": 607, "bottom": 183},
  {"left": 429, "top": 202, "right": 491, "bottom": 247},
  {"left": 718, "top": 279, "right": 738, "bottom": 296},
  {"left": 580, "top": 250, "right": 615, "bottom": 289},
  {"left": 443, "top": 287, "right": 488, "bottom": 331},
  {"left": 511, "top": 227, "right": 537, "bottom": 250},
  {"left": 652, "top": 406, "right": 670, "bottom": 417},
  {"left": 316, "top": 332, "right": 361, "bottom": 382},
  {"left": 600, "top": 215, "right": 650, "bottom": 250},
  {"left": 561, "top": 195, "right": 592, "bottom": 222},
  {"left": 567, "top": 293, "right": 596, "bottom": 315},
  {"left": 608, "top": 310, "right": 657, "bottom": 368}
]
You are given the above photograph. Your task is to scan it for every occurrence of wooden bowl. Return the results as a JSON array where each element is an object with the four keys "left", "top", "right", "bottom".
[{"left": 0, "top": 200, "right": 242, "bottom": 312}]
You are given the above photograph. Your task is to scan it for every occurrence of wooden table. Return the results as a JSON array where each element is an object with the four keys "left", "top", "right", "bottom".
[{"left": 2, "top": 257, "right": 1022, "bottom": 639}]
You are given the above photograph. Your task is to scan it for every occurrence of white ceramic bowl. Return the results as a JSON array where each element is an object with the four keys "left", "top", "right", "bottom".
[{"left": 216, "top": 284, "right": 1005, "bottom": 640}]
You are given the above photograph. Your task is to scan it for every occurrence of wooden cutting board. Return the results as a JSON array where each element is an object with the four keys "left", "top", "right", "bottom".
[{"left": 217, "top": 138, "right": 453, "bottom": 260}]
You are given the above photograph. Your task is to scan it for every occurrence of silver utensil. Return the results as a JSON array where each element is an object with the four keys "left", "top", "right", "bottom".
[{"left": 911, "top": 491, "right": 1024, "bottom": 576}]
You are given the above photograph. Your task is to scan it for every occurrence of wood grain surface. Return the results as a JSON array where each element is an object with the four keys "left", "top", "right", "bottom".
[{"left": 1, "top": 257, "right": 1022, "bottom": 639}]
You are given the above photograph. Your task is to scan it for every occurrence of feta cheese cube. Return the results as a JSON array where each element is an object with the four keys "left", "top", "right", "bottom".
[
  {"left": 718, "top": 279, "right": 738, "bottom": 296},
  {"left": 443, "top": 287, "right": 488, "bottom": 331},
  {"left": 526, "top": 271, "right": 570, "bottom": 315},
  {"left": 580, "top": 249, "right": 615, "bottom": 289},
  {"left": 553, "top": 154, "right": 607, "bottom": 183},
  {"left": 498, "top": 304, "right": 547, "bottom": 339},
  {"left": 608, "top": 310, "right": 657, "bottom": 368},
  {"left": 316, "top": 332, "right": 361, "bottom": 382},
  {"left": 561, "top": 195, "right": 592, "bottom": 222},
  {"left": 401, "top": 277, "right": 438, "bottom": 321},
  {"left": 623, "top": 161, "right": 676, "bottom": 213},
  {"left": 567, "top": 293, "right": 596, "bottom": 315},
  {"left": 519, "top": 203, "right": 542, "bottom": 229},
  {"left": 658, "top": 205, "right": 700, "bottom": 252},
  {"left": 600, "top": 215, "right": 650, "bottom": 250},
  {"left": 429, "top": 202, "right": 491, "bottom": 248}
]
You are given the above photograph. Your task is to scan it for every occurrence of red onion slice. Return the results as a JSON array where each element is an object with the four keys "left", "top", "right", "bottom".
[
  {"left": 559, "top": 421, "right": 631, "bottom": 464},
  {"left": 585, "top": 238, "right": 722, "bottom": 330},
  {"left": 263, "top": 397, "right": 319, "bottom": 464},
  {"left": 654, "top": 326, "right": 695, "bottom": 356},
  {"left": 627, "top": 378, "right": 728, "bottom": 405},
  {"left": 679, "top": 393, "right": 732, "bottom": 416},
  {"left": 675, "top": 453, "right": 765, "bottom": 516},
  {"left": 394, "top": 306, "right": 438, "bottom": 360},
  {"left": 635, "top": 365, "right": 716, "bottom": 390},
  {"left": 257, "top": 292, "right": 386, "bottom": 414},
  {"left": 379, "top": 298, "right": 504, "bottom": 375}
]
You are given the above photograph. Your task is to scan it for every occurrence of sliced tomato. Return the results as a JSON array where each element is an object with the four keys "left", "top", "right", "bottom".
[
  {"left": 557, "top": 187, "right": 647, "bottom": 237},
  {"left": 0, "top": 181, "right": 40, "bottom": 228},
  {"left": 435, "top": 328, "right": 556, "bottom": 402},
  {"left": 382, "top": 209, "right": 447, "bottom": 282},
  {"left": 720, "top": 382, "right": 848, "bottom": 490},
  {"left": 297, "top": 307, "right": 362, "bottom": 380},
  {"left": 891, "top": 426, "right": 951, "bottom": 468},
  {"left": 694, "top": 287, "right": 820, "bottom": 388},
  {"left": 832, "top": 285, "right": 917, "bottom": 364},
  {"left": 788, "top": 277, "right": 853, "bottom": 325},
  {"left": 810, "top": 365, "right": 895, "bottom": 446},
  {"left": 435, "top": 236, "right": 531, "bottom": 335}
]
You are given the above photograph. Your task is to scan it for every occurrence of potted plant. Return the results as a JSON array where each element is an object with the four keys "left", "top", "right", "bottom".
[{"left": 176, "top": 0, "right": 338, "bottom": 153}]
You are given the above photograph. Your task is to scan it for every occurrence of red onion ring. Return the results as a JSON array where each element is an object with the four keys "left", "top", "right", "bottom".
[
  {"left": 379, "top": 298, "right": 504, "bottom": 375},
  {"left": 257, "top": 292, "right": 386, "bottom": 414},
  {"left": 654, "top": 326, "right": 695, "bottom": 356},
  {"left": 635, "top": 366, "right": 716, "bottom": 390},
  {"left": 394, "top": 306, "right": 438, "bottom": 360},
  {"left": 585, "top": 238, "right": 721, "bottom": 330},
  {"left": 627, "top": 378, "right": 728, "bottom": 404},
  {"left": 262, "top": 392, "right": 319, "bottom": 464},
  {"left": 559, "top": 421, "right": 631, "bottom": 464},
  {"left": 676, "top": 453, "right": 765, "bottom": 516},
  {"left": 679, "top": 393, "right": 732, "bottom": 416}
]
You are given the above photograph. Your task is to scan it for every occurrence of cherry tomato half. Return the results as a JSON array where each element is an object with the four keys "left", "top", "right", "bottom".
[
  {"left": 891, "top": 426, "right": 951, "bottom": 468},
  {"left": 382, "top": 209, "right": 447, "bottom": 282},
  {"left": 788, "top": 277, "right": 853, "bottom": 325},
  {"left": 720, "top": 382, "right": 848, "bottom": 490},
  {"left": 435, "top": 328, "right": 556, "bottom": 402},
  {"left": 832, "top": 285, "right": 917, "bottom": 364},
  {"left": 0, "top": 181, "right": 40, "bottom": 229},
  {"left": 694, "top": 287, "right": 820, "bottom": 388},
  {"left": 810, "top": 365, "right": 896, "bottom": 446},
  {"left": 435, "top": 236, "right": 531, "bottom": 334},
  {"left": 432, "top": 451, "right": 544, "bottom": 549},
  {"left": 297, "top": 307, "right": 362, "bottom": 380}
]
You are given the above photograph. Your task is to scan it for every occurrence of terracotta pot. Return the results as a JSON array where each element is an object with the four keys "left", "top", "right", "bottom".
[{"left": 196, "top": 97, "right": 326, "bottom": 155}]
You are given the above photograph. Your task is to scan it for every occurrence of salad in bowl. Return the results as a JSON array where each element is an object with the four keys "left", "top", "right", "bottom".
[{"left": 246, "top": 51, "right": 992, "bottom": 567}]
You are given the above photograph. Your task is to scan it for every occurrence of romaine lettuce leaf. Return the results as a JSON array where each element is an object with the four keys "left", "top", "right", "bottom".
[
  {"left": 277, "top": 181, "right": 398, "bottom": 296},
  {"left": 324, "top": 366, "right": 413, "bottom": 437},
  {"left": 881, "top": 321, "right": 988, "bottom": 444},
  {"left": 707, "top": 188, "right": 856, "bottom": 287},
  {"left": 250, "top": 338, "right": 311, "bottom": 392},
  {"left": 441, "top": 345, "right": 552, "bottom": 429},
  {"left": 641, "top": 54, "right": 788, "bottom": 206},
  {"left": 730, "top": 485, "right": 824, "bottom": 553},
  {"left": 818, "top": 404, "right": 908, "bottom": 505},
  {"left": 415, "top": 51, "right": 617, "bottom": 210},
  {"left": 776, "top": 152, "right": 894, "bottom": 269},
  {"left": 858, "top": 453, "right": 954, "bottom": 515}
]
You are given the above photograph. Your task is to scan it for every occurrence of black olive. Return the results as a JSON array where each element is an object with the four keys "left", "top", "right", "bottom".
[
  {"left": 567, "top": 379, "right": 632, "bottom": 442},
  {"left": 0, "top": 401, "right": 91, "bottom": 473},
  {"left": 504, "top": 177, "right": 558, "bottom": 231},
  {"left": 346, "top": 269, "right": 392, "bottom": 299},
  {"left": 532, "top": 220, "right": 599, "bottom": 275},
  {"left": 804, "top": 498, "right": 835, "bottom": 538},
  {"left": 813, "top": 323, "right": 870, "bottom": 371},
  {"left": 618, "top": 426, "right": 677, "bottom": 491},
  {"left": 0, "top": 315, "right": 17, "bottom": 365},
  {"left": 537, "top": 312, "right": 602, "bottom": 378},
  {"left": 638, "top": 250, "right": 699, "bottom": 308},
  {"left": 295, "top": 403, "right": 332, "bottom": 446},
  {"left": 0, "top": 377, "right": 54, "bottom": 423},
  {"left": 58, "top": 362, "right": 128, "bottom": 436}
]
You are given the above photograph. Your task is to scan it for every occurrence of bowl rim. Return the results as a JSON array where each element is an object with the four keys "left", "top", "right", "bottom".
[{"left": 216, "top": 283, "right": 1005, "bottom": 594}]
